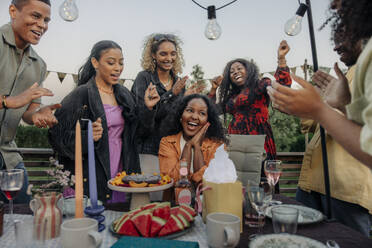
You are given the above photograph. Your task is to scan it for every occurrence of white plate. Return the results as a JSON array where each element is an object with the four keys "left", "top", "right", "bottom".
[
  {"left": 249, "top": 233, "right": 327, "bottom": 248},
  {"left": 265, "top": 204, "right": 324, "bottom": 224},
  {"left": 107, "top": 179, "right": 173, "bottom": 193}
]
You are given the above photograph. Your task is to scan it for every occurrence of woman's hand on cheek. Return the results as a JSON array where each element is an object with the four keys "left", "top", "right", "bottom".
[{"left": 189, "top": 122, "right": 210, "bottom": 147}]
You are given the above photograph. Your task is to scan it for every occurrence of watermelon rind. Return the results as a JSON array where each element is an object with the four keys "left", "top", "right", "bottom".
[
  {"left": 180, "top": 204, "right": 197, "bottom": 217},
  {"left": 131, "top": 210, "right": 152, "bottom": 237},
  {"left": 116, "top": 218, "right": 140, "bottom": 236},
  {"left": 178, "top": 207, "right": 194, "bottom": 222},
  {"left": 176, "top": 214, "right": 190, "bottom": 228},
  {"left": 150, "top": 216, "right": 167, "bottom": 237},
  {"left": 158, "top": 214, "right": 184, "bottom": 236}
]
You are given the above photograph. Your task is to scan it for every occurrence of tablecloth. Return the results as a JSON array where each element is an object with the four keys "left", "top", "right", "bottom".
[{"left": 0, "top": 211, "right": 208, "bottom": 248}]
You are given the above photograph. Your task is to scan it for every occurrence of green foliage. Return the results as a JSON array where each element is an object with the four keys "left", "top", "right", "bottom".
[
  {"left": 190, "top": 64, "right": 209, "bottom": 94},
  {"left": 15, "top": 125, "right": 51, "bottom": 148},
  {"left": 269, "top": 106, "right": 305, "bottom": 152}
]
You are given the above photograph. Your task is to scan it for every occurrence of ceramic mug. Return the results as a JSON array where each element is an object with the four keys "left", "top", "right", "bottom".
[
  {"left": 60, "top": 218, "right": 102, "bottom": 248},
  {"left": 207, "top": 212, "right": 240, "bottom": 248}
]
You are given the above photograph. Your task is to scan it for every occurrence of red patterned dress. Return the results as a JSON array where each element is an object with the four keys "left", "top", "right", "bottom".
[{"left": 226, "top": 67, "right": 292, "bottom": 159}]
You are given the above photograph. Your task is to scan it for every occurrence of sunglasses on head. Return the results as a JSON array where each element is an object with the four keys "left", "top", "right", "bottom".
[{"left": 153, "top": 34, "right": 176, "bottom": 42}]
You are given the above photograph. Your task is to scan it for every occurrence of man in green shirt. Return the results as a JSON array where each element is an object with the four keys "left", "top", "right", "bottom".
[{"left": 0, "top": 0, "right": 61, "bottom": 204}]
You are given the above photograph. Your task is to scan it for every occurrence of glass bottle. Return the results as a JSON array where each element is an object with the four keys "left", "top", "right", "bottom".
[{"left": 175, "top": 160, "right": 193, "bottom": 205}]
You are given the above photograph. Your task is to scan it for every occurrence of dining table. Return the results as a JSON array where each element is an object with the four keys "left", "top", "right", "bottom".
[{"left": 1, "top": 195, "right": 371, "bottom": 248}]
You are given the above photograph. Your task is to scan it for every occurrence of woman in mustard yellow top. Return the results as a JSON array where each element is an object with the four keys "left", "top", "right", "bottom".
[{"left": 158, "top": 94, "right": 228, "bottom": 184}]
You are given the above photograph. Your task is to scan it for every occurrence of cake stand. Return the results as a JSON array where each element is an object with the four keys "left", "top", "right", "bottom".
[{"left": 107, "top": 179, "right": 173, "bottom": 210}]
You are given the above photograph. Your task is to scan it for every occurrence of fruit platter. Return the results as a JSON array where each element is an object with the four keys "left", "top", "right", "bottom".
[
  {"left": 107, "top": 172, "right": 174, "bottom": 210},
  {"left": 110, "top": 202, "right": 197, "bottom": 239},
  {"left": 109, "top": 171, "right": 172, "bottom": 188}
]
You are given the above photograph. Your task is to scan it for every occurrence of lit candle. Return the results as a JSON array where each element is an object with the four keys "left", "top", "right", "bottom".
[
  {"left": 75, "top": 121, "right": 84, "bottom": 218},
  {"left": 87, "top": 120, "right": 98, "bottom": 208}
]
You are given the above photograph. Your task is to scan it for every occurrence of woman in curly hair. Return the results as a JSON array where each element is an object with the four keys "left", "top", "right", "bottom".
[
  {"left": 131, "top": 33, "right": 198, "bottom": 179},
  {"left": 159, "top": 94, "right": 228, "bottom": 187},
  {"left": 268, "top": 0, "right": 372, "bottom": 168},
  {"left": 208, "top": 40, "right": 292, "bottom": 161}
]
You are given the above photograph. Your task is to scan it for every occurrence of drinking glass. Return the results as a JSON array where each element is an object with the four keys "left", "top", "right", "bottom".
[
  {"left": 271, "top": 206, "right": 299, "bottom": 234},
  {"left": 0, "top": 169, "right": 24, "bottom": 224},
  {"left": 246, "top": 178, "right": 272, "bottom": 239},
  {"left": 264, "top": 160, "right": 282, "bottom": 202}
]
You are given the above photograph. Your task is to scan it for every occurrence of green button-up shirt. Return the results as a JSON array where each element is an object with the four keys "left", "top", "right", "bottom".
[{"left": 0, "top": 23, "right": 47, "bottom": 169}]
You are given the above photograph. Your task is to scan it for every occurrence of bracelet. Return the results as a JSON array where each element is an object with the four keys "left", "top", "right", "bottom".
[{"left": 2, "top": 95, "right": 9, "bottom": 109}]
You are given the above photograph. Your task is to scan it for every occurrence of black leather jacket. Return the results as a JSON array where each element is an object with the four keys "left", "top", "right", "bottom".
[{"left": 49, "top": 78, "right": 153, "bottom": 202}]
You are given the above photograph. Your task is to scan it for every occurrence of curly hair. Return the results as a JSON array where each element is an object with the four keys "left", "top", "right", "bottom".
[
  {"left": 160, "top": 94, "right": 228, "bottom": 145},
  {"left": 331, "top": 0, "right": 372, "bottom": 45},
  {"left": 141, "top": 33, "right": 185, "bottom": 75},
  {"left": 218, "top": 58, "right": 260, "bottom": 123}
]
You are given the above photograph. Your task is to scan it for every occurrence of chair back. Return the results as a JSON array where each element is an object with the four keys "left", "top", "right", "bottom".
[{"left": 227, "top": 134, "right": 266, "bottom": 187}]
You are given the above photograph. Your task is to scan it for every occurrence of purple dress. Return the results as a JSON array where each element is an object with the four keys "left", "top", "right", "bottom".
[{"left": 104, "top": 104, "right": 126, "bottom": 203}]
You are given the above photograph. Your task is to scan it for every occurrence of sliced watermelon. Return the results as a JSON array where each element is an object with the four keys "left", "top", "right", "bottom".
[
  {"left": 141, "top": 203, "right": 159, "bottom": 211},
  {"left": 131, "top": 210, "right": 152, "bottom": 237},
  {"left": 178, "top": 208, "right": 194, "bottom": 222},
  {"left": 128, "top": 207, "right": 142, "bottom": 217},
  {"left": 116, "top": 218, "right": 140, "bottom": 236},
  {"left": 152, "top": 204, "right": 171, "bottom": 221},
  {"left": 180, "top": 204, "right": 197, "bottom": 217},
  {"left": 176, "top": 214, "right": 190, "bottom": 228},
  {"left": 150, "top": 216, "right": 166, "bottom": 237},
  {"left": 114, "top": 213, "right": 129, "bottom": 232},
  {"left": 170, "top": 206, "right": 180, "bottom": 216},
  {"left": 158, "top": 214, "right": 184, "bottom": 237}
]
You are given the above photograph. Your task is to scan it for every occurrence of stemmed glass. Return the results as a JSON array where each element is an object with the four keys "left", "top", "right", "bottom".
[
  {"left": 0, "top": 169, "right": 24, "bottom": 224},
  {"left": 264, "top": 160, "right": 282, "bottom": 204},
  {"left": 246, "top": 178, "right": 272, "bottom": 239}
]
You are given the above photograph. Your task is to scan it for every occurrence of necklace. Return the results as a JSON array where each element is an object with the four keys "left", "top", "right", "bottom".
[
  {"left": 162, "top": 75, "right": 172, "bottom": 88},
  {"left": 97, "top": 85, "right": 113, "bottom": 95}
]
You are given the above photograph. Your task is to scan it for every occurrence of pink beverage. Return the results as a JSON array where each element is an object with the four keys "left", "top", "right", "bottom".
[
  {"left": 3, "top": 188, "right": 21, "bottom": 200},
  {"left": 265, "top": 171, "right": 282, "bottom": 187}
]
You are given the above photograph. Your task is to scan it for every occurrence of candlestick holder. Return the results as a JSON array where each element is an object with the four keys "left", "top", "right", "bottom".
[{"left": 84, "top": 205, "right": 105, "bottom": 232}]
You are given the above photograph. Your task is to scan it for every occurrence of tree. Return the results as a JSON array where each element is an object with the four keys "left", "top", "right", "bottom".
[{"left": 190, "top": 64, "right": 208, "bottom": 94}]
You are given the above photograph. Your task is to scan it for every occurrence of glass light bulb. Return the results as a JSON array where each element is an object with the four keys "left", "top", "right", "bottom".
[
  {"left": 205, "top": 19, "right": 221, "bottom": 40},
  {"left": 284, "top": 15, "right": 303, "bottom": 36},
  {"left": 59, "top": 0, "right": 79, "bottom": 22}
]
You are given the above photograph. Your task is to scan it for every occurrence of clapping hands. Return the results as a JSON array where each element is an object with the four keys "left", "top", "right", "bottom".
[{"left": 144, "top": 83, "right": 160, "bottom": 110}]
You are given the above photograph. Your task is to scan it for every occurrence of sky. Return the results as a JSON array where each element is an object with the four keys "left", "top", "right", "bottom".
[{"left": 0, "top": 0, "right": 341, "bottom": 104}]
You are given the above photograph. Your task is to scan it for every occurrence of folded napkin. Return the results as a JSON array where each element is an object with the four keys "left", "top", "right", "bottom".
[{"left": 111, "top": 236, "right": 200, "bottom": 248}]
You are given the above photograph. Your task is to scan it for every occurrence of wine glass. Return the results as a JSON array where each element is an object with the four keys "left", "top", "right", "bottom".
[
  {"left": 0, "top": 169, "right": 24, "bottom": 224},
  {"left": 246, "top": 178, "right": 272, "bottom": 239},
  {"left": 264, "top": 160, "right": 282, "bottom": 203}
]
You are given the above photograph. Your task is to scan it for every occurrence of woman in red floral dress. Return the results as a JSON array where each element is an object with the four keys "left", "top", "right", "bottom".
[{"left": 208, "top": 40, "right": 292, "bottom": 160}]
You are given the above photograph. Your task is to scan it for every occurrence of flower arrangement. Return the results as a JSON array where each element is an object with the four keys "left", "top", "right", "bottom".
[{"left": 30, "top": 157, "right": 75, "bottom": 197}]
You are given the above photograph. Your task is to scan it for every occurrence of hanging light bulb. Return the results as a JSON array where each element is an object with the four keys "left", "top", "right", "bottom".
[
  {"left": 59, "top": 0, "right": 79, "bottom": 22},
  {"left": 284, "top": 3, "right": 308, "bottom": 36},
  {"left": 204, "top": 6, "right": 221, "bottom": 40}
]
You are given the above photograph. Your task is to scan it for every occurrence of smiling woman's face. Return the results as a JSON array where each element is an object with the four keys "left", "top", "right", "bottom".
[
  {"left": 181, "top": 98, "right": 208, "bottom": 140},
  {"left": 230, "top": 62, "right": 247, "bottom": 86}
]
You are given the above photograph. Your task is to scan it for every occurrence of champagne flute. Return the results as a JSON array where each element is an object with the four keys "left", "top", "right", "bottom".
[
  {"left": 0, "top": 169, "right": 24, "bottom": 224},
  {"left": 264, "top": 160, "right": 282, "bottom": 204},
  {"left": 246, "top": 178, "right": 272, "bottom": 239}
]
